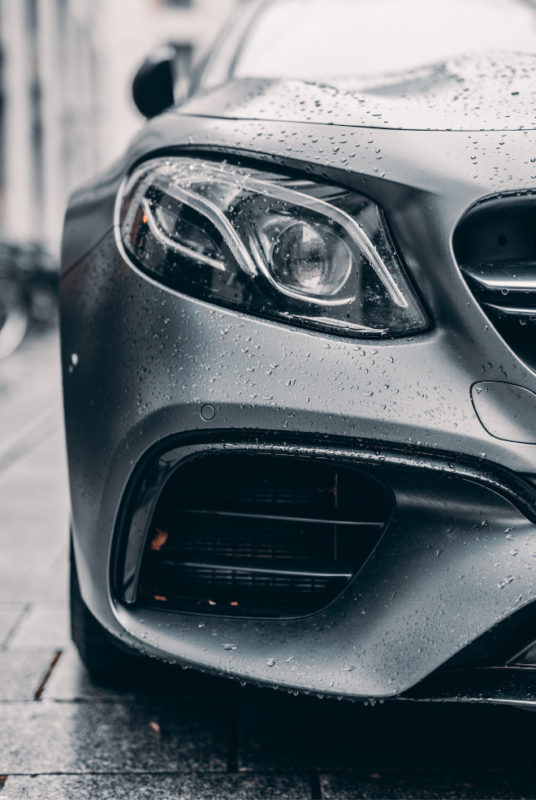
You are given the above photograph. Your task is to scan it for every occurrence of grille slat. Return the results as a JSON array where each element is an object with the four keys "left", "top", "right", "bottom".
[
  {"left": 157, "top": 557, "right": 353, "bottom": 579},
  {"left": 136, "top": 454, "right": 391, "bottom": 618},
  {"left": 180, "top": 507, "right": 384, "bottom": 528},
  {"left": 482, "top": 302, "right": 536, "bottom": 320},
  {"left": 463, "top": 262, "right": 536, "bottom": 300},
  {"left": 455, "top": 195, "right": 536, "bottom": 370}
]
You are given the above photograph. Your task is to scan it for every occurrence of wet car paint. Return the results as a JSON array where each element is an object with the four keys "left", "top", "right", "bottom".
[{"left": 61, "top": 18, "right": 536, "bottom": 703}]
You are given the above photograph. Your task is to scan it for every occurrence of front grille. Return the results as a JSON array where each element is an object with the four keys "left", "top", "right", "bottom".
[
  {"left": 455, "top": 193, "right": 536, "bottom": 370},
  {"left": 136, "top": 454, "right": 392, "bottom": 618}
]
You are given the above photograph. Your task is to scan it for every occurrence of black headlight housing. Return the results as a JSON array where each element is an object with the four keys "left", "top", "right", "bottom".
[{"left": 116, "top": 156, "right": 429, "bottom": 338}]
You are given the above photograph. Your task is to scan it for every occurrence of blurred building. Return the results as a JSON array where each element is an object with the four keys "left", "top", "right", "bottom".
[{"left": 0, "top": 0, "right": 236, "bottom": 253}]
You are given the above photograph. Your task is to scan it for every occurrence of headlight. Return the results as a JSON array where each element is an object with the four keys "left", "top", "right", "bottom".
[{"left": 116, "top": 157, "right": 429, "bottom": 338}]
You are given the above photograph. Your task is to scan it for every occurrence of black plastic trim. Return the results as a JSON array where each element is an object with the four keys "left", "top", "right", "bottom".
[{"left": 112, "top": 430, "right": 536, "bottom": 608}]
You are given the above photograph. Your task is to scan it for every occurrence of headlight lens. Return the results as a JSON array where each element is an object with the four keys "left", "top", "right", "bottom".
[
  {"left": 270, "top": 220, "right": 352, "bottom": 297},
  {"left": 117, "top": 157, "right": 428, "bottom": 337}
]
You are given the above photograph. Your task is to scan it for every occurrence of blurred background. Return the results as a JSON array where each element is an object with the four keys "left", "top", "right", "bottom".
[
  {"left": 0, "top": 0, "right": 237, "bottom": 253},
  {"left": 0, "top": 0, "right": 238, "bottom": 361}
]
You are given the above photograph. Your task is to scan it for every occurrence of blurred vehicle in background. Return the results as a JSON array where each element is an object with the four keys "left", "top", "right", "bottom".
[{"left": 0, "top": 241, "right": 58, "bottom": 359}]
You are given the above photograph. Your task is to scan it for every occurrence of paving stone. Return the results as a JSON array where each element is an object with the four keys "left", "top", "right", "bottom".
[
  {"left": 0, "top": 700, "right": 229, "bottom": 773},
  {"left": 0, "top": 330, "right": 61, "bottom": 454},
  {"left": 0, "top": 563, "right": 62, "bottom": 604},
  {"left": 8, "top": 603, "right": 70, "bottom": 648},
  {"left": 0, "top": 429, "right": 69, "bottom": 604},
  {"left": 319, "top": 770, "right": 536, "bottom": 799},
  {"left": 2, "top": 772, "right": 311, "bottom": 799},
  {"left": 43, "top": 647, "right": 141, "bottom": 702},
  {"left": 0, "top": 603, "right": 26, "bottom": 646},
  {"left": 0, "top": 552, "right": 66, "bottom": 604},
  {"left": 0, "top": 478, "right": 64, "bottom": 518},
  {"left": 0, "top": 649, "right": 57, "bottom": 700},
  {"left": 37, "top": 545, "right": 69, "bottom": 606},
  {"left": 0, "top": 415, "right": 65, "bottom": 503}
]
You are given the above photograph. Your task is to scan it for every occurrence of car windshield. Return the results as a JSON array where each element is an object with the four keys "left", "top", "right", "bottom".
[{"left": 233, "top": 0, "right": 536, "bottom": 81}]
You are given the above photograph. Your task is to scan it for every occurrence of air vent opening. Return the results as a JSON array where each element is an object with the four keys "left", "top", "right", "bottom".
[
  {"left": 136, "top": 454, "right": 393, "bottom": 618},
  {"left": 454, "top": 194, "right": 536, "bottom": 370}
]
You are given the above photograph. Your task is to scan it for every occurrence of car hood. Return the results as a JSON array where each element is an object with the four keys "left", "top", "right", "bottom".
[{"left": 181, "top": 52, "right": 536, "bottom": 132}]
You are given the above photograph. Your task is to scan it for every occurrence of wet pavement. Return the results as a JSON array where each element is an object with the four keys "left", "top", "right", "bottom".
[{"left": 1, "top": 329, "right": 536, "bottom": 799}]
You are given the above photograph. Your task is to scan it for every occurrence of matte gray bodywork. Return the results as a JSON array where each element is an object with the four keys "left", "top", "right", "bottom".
[{"left": 61, "top": 77, "right": 536, "bottom": 701}]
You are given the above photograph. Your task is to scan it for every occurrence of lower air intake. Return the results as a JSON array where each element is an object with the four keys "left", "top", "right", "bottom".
[{"left": 137, "top": 454, "right": 391, "bottom": 618}]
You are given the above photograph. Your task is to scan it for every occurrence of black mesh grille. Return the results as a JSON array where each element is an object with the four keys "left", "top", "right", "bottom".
[
  {"left": 136, "top": 454, "right": 391, "bottom": 618},
  {"left": 455, "top": 194, "right": 536, "bottom": 370}
]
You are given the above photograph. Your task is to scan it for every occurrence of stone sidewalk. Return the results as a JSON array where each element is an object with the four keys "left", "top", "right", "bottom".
[{"left": 1, "top": 330, "right": 536, "bottom": 799}]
